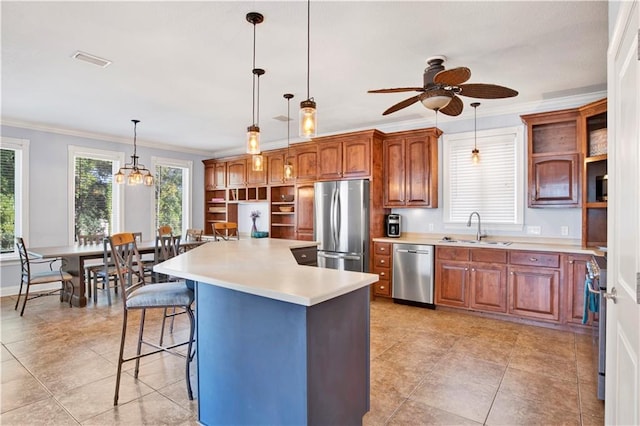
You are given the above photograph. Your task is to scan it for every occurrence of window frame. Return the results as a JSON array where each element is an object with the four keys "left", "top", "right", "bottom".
[
  {"left": 150, "top": 156, "right": 193, "bottom": 237},
  {"left": 442, "top": 125, "right": 525, "bottom": 232},
  {"left": 67, "top": 145, "right": 124, "bottom": 245},
  {"left": 0, "top": 137, "right": 30, "bottom": 261}
]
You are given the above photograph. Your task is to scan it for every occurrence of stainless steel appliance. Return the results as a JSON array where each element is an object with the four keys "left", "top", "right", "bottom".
[
  {"left": 586, "top": 255, "right": 607, "bottom": 400},
  {"left": 392, "top": 244, "right": 435, "bottom": 308},
  {"left": 386, "top": 214, "right": 401, "bottom": 237},
  {"left": 314, "top": 179, "right": 369, "bottom": 272}
]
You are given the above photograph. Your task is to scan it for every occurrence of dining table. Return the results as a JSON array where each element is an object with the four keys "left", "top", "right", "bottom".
[{"left": 28, "top": 238, "right": 206, "bottom": 307}]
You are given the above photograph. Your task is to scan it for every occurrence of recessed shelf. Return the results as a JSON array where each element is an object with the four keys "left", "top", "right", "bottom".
[{"left": 585, "top": 202, "right": 607, "bottom": 208}]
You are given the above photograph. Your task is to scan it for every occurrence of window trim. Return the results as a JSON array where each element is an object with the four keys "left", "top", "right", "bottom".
[
  {"left": 442, "top": 125, "right": 524, "bottom": 232},
  {"left": 68, "top": 145, "right": 125, "bottom": 245},
  {"left": 0, "top": 137, "right": 29, "bottom": 261},
  {"left": 150, "top": 156, "right": 193, "bottom": 237}
]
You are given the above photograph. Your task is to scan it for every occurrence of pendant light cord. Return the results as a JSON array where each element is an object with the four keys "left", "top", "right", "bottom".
[
  {"left": 252, "top": 21, "right": 257, "bottom": 125},
  {"left": 306, "top": 0, "right": 310, "bottom": 99}
]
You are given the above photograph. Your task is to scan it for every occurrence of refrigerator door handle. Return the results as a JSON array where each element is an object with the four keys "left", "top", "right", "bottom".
[
  {"left": 318, "top": 252, "right": 362, "bottom": 261},
  {"left": 331, "top": 186, "right": 339, "bottom": 248},
  {"left": 335, "top": 188, "right": 341, "bottom": 246}
]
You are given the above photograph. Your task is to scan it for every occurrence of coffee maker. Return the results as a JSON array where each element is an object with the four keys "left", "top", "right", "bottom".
[{"left": 386, "top": 214, "right": 401, "bottom": 238}]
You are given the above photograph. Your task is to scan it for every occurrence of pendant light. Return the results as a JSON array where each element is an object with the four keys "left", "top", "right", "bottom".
[
  {"left": 251, "top": 70, "right": 265, "bottom": 171},
  {"left": 246, "top": 12, "right": 264, "bottom": 156},
  {"left": 114, "top": 119, "right": 154, "bottom": 186},
  {"left": 283, "top": 93, "right": 294, "bottom": 180},
  {"left": 299, "top": 0, "right": 317, "bottom": 138},
  {"left": 471, "top": 102, "right": 480, "bottom": 164}
]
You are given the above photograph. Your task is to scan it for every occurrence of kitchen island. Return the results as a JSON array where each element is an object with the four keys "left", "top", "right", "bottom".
[{"left": 154, "top": 238, "right": 379, "bottom": 425}]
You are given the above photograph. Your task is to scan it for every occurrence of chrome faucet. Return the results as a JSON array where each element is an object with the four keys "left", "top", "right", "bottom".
[{"left": 467, "top": 211, "right": 487, "bottom": 241}]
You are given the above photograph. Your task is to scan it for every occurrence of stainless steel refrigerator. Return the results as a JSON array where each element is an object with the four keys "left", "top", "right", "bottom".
[{"left": 314, "top": 179, "right": 369, "bottom": 272}]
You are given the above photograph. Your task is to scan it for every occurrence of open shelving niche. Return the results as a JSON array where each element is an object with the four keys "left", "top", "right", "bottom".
[
  {"left": 269, "top": 185, "right": 296, "bottom": 240},
  {"left": 582, "top": 100, "right": 607, "bottom": 248},
  {"left": 205, "top": 187, "right": 270, "bottom": 236}
]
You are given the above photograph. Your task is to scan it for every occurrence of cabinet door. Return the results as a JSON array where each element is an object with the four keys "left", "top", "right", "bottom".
[
  {"left": 246, "top": 159, "right": 267, "bottom": 186},
  {"left": 214, "top": 162, "right": 226, "bottom": 189},
  {"left": 508, "top": 266, "right": 560, "bottom": 322},
  {"left": 317, "top": 141, "right": 342, "bottom": 180},
  {"left": 405, "top": 137, "right": 433, "bottom": 206},
  {"left": 227, "top": 159, "right": 246, "bottom": 187},
  {"left": 267, "top": 152, "right": 285, "bottom": 185},
  {"left": 295, "top": 145, "right": 317, "bottom": 182},
  {"left": 295, "top": 183, "right": 315, "bottom": 240},
  {"left": 529, "top": 154, "right": 580, "bottom": 207},
  {"left": 342, "top": 139, "right": 370, "bottom": 178},
  {"left": 470, "top": 263, "right": 508, "bottom": 313},
  {"left": 566, "top": 254, "right": 592, "bottom": 325},
  {"left": 205, "top": 163, "right": 216, "bottom": 190},
  {"left": 383, "top": 138, "right": 405, "bottom": 207},
  {"left": 435, "top": 261, "right": 469, "bottom": 308}
]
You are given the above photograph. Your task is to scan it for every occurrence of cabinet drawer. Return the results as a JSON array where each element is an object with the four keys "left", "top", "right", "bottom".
[
  {"left": 471, "top": 248, "right": 507, "bottom": 264},
  {"left": 374, "top": 254, "right": 391, "bottom": 268},
  {"left": 510, "top": 251, "right": 560, "bottom": 268},
  {"left": 373, "top": 281, "right": 391, "bottom": 297},
  {"left": 437, "top": 247, "right": 470, "bottom": 262},
  {"left": 374, "top": 242, "right": 391, "bottom": 255},
  {"left": 373, "top": 265, "right": 391, "bottom": 281}
]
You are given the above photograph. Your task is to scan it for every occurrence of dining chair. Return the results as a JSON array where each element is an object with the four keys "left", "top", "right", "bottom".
[
  {"left": 14, "top": 237, "right": 74, "bottom": 316},
  {"left": 91, "top": 238, "right": 120, "bottom": 305},
  {"left": 185, "top": 228, "right": 203, "bottom": 242},
  {"left": 213, "top": 222, "right": 239, "bottom": 241},
  {"left": 109, "top": 232, "right": 195, "bottom": 405},
  {"left": 78, "top": 233, "right": 106, "bottom": 300}
]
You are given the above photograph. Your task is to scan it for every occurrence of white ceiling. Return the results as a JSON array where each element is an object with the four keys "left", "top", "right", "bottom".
[{"left": 1, "top": 1, "right": 608, "bottom": 156}]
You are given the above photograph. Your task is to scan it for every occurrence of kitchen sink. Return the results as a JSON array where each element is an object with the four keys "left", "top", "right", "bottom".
[{"left": 439, "top": 239, "right": 512, "bottom": 246}]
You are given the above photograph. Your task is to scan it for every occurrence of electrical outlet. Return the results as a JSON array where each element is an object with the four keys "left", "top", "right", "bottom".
[
  {"left": 561, "top": 226, "right": 569, "bottom": 236},
  {"left": 428, "top": 223, "right": 434, "bottom": 232},
  {"left": 526, "top": 226, "right": 541, "bottom": 235}
]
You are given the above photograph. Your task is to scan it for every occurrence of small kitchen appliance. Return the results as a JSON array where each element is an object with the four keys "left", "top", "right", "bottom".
[{"left": 386, "top": 214, "right": 401, "bottom": 238}]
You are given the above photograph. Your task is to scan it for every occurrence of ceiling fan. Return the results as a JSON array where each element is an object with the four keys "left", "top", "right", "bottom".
[{"left": 368, "top": 55, "right": 518, "bottom": 117}]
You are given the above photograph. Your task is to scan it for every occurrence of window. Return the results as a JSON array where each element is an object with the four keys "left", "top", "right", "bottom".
[
  {"left": 68, "top": 146, "right": 124, "bottom": 243},
  {"left": 0, "top": 137, "right": 29, "bottom": 259},
  {"left": 152, "top": 157, "right": 192, "bottom": 236},
  {"left": 443, "top": 126, "right": 524, "bottom": 230}
]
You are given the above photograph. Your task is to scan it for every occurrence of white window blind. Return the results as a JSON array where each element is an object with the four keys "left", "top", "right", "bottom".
[{"left": 443, "top": 126, "right": 524, "bottom": 227}]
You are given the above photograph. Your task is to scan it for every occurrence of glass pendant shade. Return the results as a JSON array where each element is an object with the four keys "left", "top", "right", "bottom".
[
  {"left": 246, "top": 125, "right": 260, "bottom": 154},
  {"left": 284, "top": 162, "right": 294, "bottom": 180},
  {"left": 252, "top": 154, "right": 264, "bottom": 171},
  {"left": 114, "top": 170, "right": 125, "bottom": 184},
  {"left": 299, "top": 99, "right": 317, "bottom": 138},
  {"left": 143, "top": 173, "right": 154, "bottom": 186},
  {"left": 471, "top": 148, "right": 480, "bottom": 164}
]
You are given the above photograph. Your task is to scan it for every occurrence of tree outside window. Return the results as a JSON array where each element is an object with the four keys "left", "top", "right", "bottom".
[
  {"left": 0, "top": 148, "right": 16, "bottom": 253},
  {"left": 154, "top": 164, "right": 186, "bottom": 234}
]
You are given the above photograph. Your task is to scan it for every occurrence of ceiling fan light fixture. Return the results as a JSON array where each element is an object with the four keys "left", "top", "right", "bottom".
[{"left": 420, "top": 90, "right": 453, "bottom": 110}]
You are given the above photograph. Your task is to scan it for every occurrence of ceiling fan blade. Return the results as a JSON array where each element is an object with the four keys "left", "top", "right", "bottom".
[
  {"left": 458, "top": 83, "right": 518, "bottom": 99},
  {"left": 433, "top": 67, "right": 471, "bottom": 85},
  {"left": 438, "top": 95, "right": 463, "bottom": 116},
  {"left": 382, "top": 95, "right": 421, "bottom": 115},
  {"left": 368, "top": 87, "right": 424, "bottom": 94}
]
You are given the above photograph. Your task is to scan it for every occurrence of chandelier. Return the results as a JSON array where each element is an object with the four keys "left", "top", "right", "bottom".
[{"left": 114, "top": 119, "right": 153, "bottom": 186}]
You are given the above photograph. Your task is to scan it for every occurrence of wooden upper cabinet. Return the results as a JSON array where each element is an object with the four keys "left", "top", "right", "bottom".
[
  {"left": 204, "top": 161, "right": 216, "bottom": 190},
  {"left": 521, "top": 109, "right": 581, "bottom": 207},
  {"left": 315, "top": 132, "right": 372, "bottom": 181},
  {"left": 294, "top": 143, "right": 318, "bottom": 182},
  {"left": 383, "top": 128, "right": 439, "bottom": 208},
  {"left": 267, "top": 150, "right": 286, "bottom": 185},
  {"left": 213, "top": 162, "right": 226, "bottom": 189},
  {"left": 226, "top": 158, "right": 247, "bottom": 187},
  {"left": 246, "top": 158, "right": 267, "bottom": 186}
]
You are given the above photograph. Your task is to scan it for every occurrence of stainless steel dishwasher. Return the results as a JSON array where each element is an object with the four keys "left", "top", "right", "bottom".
[{"left": 392, "top": 244, "right": 435, "bottom": 308}]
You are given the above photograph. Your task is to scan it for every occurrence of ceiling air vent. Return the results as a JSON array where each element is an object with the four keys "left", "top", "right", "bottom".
[{"left": 72, "top": 51, "right": 112, "bottom": 68}]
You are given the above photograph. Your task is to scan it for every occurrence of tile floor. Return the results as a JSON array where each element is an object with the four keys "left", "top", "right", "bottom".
[{"left": 1, "top": 291, "right": 604, "bottom": 425}]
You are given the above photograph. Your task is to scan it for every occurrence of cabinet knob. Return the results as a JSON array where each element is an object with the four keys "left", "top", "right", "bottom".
[
  {"left": 510, "top": 272, "right": 515, "bottom": 275},
  {"left": 529, "top": 257, "right": 538, "bottom": 262},
  {"left": 471, "top": 268, "right": 476, "bottom": 272},
  {"left": 380, "top": 272, "right": 385, "bottom": 277},
  {"left": 569, "top": 260, "right": 574, "bottom": 264},
  {"left": 379, "top": 285, "right": 385, "bottom": 290},
  {"left": 380, "top": 247, "right": 385, "bottom": 251},
  {"left": 465, "top": 267, "right": 469, "bottom": 271},
  {"left": 380, "top": 259, "right": 385, "bottom": 264}
]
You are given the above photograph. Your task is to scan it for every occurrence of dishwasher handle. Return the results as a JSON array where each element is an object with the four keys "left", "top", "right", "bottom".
[{"left": 395, "top": 248, "right": 431, "bottom": 255}]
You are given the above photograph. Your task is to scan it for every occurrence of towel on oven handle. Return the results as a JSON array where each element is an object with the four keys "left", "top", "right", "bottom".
[{"left": 582, "top": 276, "right": 600, "bottom": 324}]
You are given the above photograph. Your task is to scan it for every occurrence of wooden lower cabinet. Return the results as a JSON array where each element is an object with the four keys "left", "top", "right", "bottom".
[
  {"left": 508, "top": 265, "right": 560, "bottom": 322},
  {"left": 470, "top": 263, "right": 508, "bottom": 313},
  {"left": 436, "top": 247, "right": 507, "bottom": 312},
  {"left": 372, "top": 242, "right": 391, "bottom": 297},
  {"left": 566, "top": 253, "right": 593, "bottom": 325},
  {"left": 295, "top": 183, "right": 315, "bottom": 241}
]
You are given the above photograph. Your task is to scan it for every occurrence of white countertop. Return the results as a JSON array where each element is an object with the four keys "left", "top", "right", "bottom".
[
  {"left": 373, "top": 233, "right": 605, "bottom": 256},
  {"left": 153, "top": 238, "right": 378, "bottom": 307}
]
